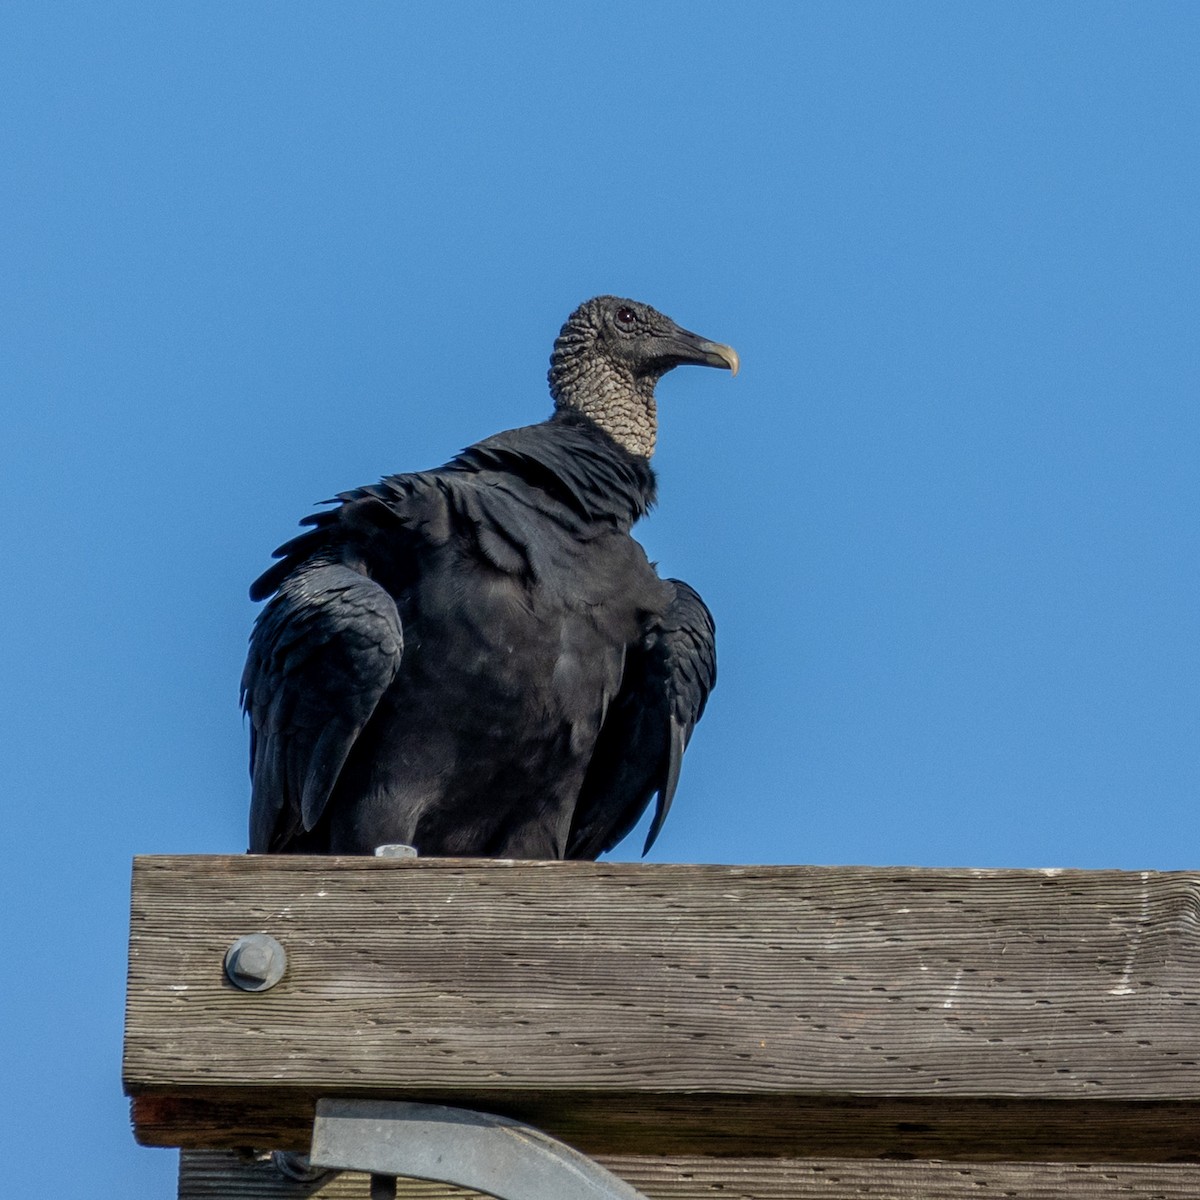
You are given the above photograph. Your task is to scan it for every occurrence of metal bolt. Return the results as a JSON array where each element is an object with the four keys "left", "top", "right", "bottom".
[
  {"left": 224, "top": 932, "right": 287, "bottom": 992},
  {"left": 374, "top": 843, "right": 418, "bottom": 859},
  {"left": 271, "top": 1151, "right": 334, "bottom": 1184}
]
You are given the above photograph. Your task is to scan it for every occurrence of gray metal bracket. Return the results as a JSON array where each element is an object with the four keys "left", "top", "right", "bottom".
[{"left": 308, "top": 1097, "right": 651, "bottom": 1200}]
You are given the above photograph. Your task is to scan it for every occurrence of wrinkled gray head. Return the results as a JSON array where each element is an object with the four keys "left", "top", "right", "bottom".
[{"left": 548, "top": 296, "right": 738, "bottom": 458}]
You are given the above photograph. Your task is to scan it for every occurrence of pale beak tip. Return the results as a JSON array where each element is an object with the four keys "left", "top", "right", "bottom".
[{"left": 699, "top": 340, "right": 740, "bottom": 376}]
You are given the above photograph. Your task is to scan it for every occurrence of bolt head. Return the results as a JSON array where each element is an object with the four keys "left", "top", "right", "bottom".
[
  {"left": 224, "top": 933, "right": 287, "bottom": 992},
  {"left": 374, "top": 843, "right": 418, "bottom": 858},
  {"left": 232, "top": 941, "right": 272, "bottom": 980}
]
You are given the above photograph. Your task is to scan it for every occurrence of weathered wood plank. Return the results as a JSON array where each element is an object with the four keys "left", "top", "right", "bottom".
[
  {"left": 126, "top": 857, "right": 1200, "bottom": 1157},
  {"left": 136, "top": 1091, "right": 1200, "bottom": 1161},
  {"left": 179, "top": 1150, "right": 1200, "bottom": 1199}
]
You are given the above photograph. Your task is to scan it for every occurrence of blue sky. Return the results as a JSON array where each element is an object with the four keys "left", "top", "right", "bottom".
[{"left": 2, "top": 3, "right": 1197, "bottom": 1191}]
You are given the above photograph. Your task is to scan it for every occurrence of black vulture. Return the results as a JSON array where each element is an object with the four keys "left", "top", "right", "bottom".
[{"left": 242, "top": 296, "right": 734, "bottom": 858}]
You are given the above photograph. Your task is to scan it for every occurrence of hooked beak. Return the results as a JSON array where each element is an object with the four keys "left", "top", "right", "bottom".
[
  {"left": 695, "top": 339, "right": 740, "bottom": 376},
  {"left": 651, "top": 324, "right": 740, "bottom": 377}
]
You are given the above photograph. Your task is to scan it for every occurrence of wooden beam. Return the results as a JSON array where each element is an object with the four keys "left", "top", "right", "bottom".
[
  {"left": 179, "top": 1150, "right": 1200, "bottom": 1199},
  {"left": 126, "top": 857, "right": 1200, "bottom": 1159}
]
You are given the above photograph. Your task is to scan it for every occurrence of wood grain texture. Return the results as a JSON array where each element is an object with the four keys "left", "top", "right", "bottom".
[
  {"left": 179, "top": 1150, "right": 1200, "bottom": 1199},
  {"left": 126, "top": 857, "right": 1200, "bottom": 1158},
  {"left": 133, "top": 1092, "right": 1200, "bottom": 1161}
]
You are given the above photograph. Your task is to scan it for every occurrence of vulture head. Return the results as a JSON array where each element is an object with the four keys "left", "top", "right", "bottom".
[{"left": 548, "top": 296, "right": 738, "bottom": 458}]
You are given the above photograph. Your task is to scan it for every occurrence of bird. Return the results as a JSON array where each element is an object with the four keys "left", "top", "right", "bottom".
[{"left": 241, "top": 295, "right": 734, "bottom": 859}]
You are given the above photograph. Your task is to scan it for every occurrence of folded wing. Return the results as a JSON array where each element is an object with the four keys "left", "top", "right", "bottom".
[
  {"left": 566, "top": 579, "right": 716, "bottom": 859},
  {"left": 241, "top": 561, "right": 404, "bottom": 852}
]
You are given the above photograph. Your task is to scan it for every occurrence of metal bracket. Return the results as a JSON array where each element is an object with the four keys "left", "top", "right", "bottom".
[{"left": 308, "top": 1098, "right": 651, "bottom": 1200}]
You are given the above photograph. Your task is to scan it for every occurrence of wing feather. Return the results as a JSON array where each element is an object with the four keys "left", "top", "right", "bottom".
[
  {"left": 242, "top": 561, "right": 403, "bottom": 852},
  {"left": 566, "top": 579, "right": 716, "bottom": 859}
]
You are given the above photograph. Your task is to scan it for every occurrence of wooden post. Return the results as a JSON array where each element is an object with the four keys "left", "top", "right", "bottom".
[
  {"left": 124, "top": 857, "right": 1200, "bottom": 1196},
  {"left": 177, "top": 1150, "right": 1200, "bottom": 1198}
]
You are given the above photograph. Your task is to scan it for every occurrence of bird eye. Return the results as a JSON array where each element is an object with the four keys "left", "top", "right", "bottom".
[{"left": 615, "top": 306, "right": 636, "bottom": 327}]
